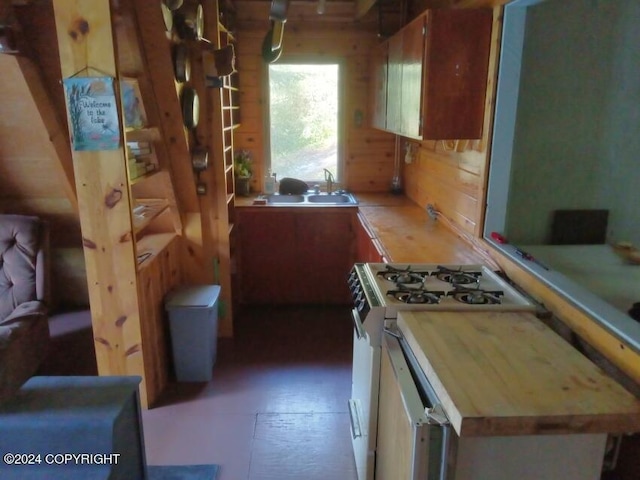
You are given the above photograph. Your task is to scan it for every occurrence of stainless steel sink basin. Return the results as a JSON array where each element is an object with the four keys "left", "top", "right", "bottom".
[
  {"left": 306, "top": 193, "right": 355, "bottom": 204},
  {"left": 263, "top": 192, "right": 357, "bottom": 205},
  {"left": 264, "top": 194, "right": 305, "bottom": 204}
]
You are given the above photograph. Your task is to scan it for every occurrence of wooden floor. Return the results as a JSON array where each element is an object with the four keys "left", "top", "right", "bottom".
[
  {"left": 42, "top": 306, "right": 640, "bottom": 480},
  {"left": 44, "top": 305, "right": 358, "bottom": 480}
]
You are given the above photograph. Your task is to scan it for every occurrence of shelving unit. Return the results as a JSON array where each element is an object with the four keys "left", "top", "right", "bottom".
[
  {"left": 52, "top": 0, "right": 196, "bottom": 408},
  {"left": 206, "top": 0, "right": 240, "bottom": 335},
  {"left": 119, "top": 80, "right": 179, "bottom": 269},
  {"left": 53, "top": 0, "right": 241, "bottom": 405}
]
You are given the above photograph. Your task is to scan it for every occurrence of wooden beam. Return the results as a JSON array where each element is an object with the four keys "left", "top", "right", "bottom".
[
  {"left": 12, "top": 55, "right": 78, "bottom": 211},
  {"left": 52, "top": 0, "right": 148, "bottom": 406},
  {"left": 130, "top": 0, "right": 199, "bottom": 215},
  {"left": 355, "top": 0, "right": 376, "bottom": 19}
]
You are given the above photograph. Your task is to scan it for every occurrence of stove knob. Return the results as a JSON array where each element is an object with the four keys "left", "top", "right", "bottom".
[{"left": 357, "top": 299, "right": 366, "bottom": 312}]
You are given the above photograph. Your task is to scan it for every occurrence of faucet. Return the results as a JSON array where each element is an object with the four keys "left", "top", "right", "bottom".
[{"left": 323, "top": 168, "right": 335, "bottom": 194}]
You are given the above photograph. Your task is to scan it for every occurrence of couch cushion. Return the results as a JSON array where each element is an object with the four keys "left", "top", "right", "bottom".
[{"left": 0, "top": 215, "right": 42, "bottom": 321}]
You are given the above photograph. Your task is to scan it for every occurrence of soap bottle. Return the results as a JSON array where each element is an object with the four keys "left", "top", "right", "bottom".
[{"left": 264, "top": 169, "right": 276, "bottom": 194}]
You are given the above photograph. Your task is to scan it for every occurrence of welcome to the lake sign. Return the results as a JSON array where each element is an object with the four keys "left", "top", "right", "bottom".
[{"left": 63, "top": 76, "right": 121, "bottom": 151}]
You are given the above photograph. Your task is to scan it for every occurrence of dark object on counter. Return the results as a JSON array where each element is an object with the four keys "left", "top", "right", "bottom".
[
  {"left": 550, "top": 209, "right": 609, "bottom": 245},
  {"left": 279, "top": 177, "right": 308, "bottom": 195},
  {"left": 629, "top": 303, "right": 640, "bottom": 322}
]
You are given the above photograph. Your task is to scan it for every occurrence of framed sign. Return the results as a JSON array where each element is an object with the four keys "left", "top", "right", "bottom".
[
  {"left": 120, "top": 77, "right": 148, "bottom": 129},
  {"left": 63, "top": 76, "right": 121, "bottom": 151}
]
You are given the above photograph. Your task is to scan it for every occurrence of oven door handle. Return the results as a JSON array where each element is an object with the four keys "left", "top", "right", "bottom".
[
  {"left": 351, "top": 307, "right": 365, "bottom": 340},
  {"left": 348, "top": 399, "right": 363, "bottom": 439}
]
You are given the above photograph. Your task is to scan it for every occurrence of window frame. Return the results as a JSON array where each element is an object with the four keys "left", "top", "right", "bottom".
[{"left": 263, "top": 59, "right": 345, "bottom": 189}]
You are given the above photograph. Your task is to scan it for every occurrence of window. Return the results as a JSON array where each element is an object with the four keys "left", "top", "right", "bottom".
[{"left": 268, "top": 64, "right": 340, "bottom": 184}]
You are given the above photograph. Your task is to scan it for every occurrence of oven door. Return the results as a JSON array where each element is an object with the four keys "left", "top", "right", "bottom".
[
  {"left": 376, "top": 333, "right": 451, "bottom": 480},
  {"left": 349, "top": 308, "right": 380, "bottom": 480}
]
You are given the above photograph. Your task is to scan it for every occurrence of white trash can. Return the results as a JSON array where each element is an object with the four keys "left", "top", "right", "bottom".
[{"left": 165, "top": 285, "right": 221, "bottom": 382}]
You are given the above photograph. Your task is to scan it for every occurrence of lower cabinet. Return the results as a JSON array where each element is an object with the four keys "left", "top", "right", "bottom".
[
  {"left": 356, "top": 213, "right": 386, "bottom": 263},
  {"left": 237, "top": 208, "right": 356, "bottom": 304}
]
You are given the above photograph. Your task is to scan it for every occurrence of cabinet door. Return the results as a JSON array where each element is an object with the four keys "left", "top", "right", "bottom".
[
  {"left": 295, "top": 211, "right": 354, "bottom": 304},
  {"left": 355, "top": 213, "right": 372, "bottom": 262},
  {"left": 238, "top": 210, "right": 297, "bottom": 304},
  {"left": 238, "top": 210, "right": 355, "bottom": 304},
  {"left": 370, "top": 40, "right": 389, "bottom": 130},
  {"left": 400, "top": 14, "right": 426, "bottom": 139},
  {"left": 386, "top": 33, "right": 403, "bottom": 134},
  {"left": 355, "top": 213, "right": 386, "bottom": 263},
  {"left": 422, "top": 9, "right": 493, "bottom": 139}
]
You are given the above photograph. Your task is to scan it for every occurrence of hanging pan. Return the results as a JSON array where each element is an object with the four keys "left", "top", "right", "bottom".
[
  {"left": 261, "top": 22, "right": 283, "bottom": 64},
  {"left": 181, "top": 86, "right": 200, "bottom": 129},
  {"left": 175, "top": 2, "right": 204, "bottom": 41},
  {"left": 191, "top": 145, "right": 209, "bottom": 172},
  {"left": 173, "top": 43, "right": 191, "bottom": 83}
]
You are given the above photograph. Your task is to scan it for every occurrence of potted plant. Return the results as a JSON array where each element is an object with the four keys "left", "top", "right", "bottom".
[{"left": 234, "top": 149, "right": 253, "bottom": 196}]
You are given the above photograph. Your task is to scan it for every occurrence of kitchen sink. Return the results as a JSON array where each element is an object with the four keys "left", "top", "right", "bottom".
[
  {"left": 305, "top": 193, "right": 355, "bottom": 204},
  {"left": 263, "top": 194, "right": 305, "bottom": 204},
  {"left": 262, "top": 192, "right": 357, "bottom": 205}
]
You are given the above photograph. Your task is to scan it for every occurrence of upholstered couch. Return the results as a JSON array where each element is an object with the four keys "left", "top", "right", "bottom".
[{"left": 0, "top": 214, "right": 50, "bottom": 402}]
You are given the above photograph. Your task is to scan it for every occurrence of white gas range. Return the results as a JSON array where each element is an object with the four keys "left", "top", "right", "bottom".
[
  {"left": 347, "top": 263, "right": 537, "bottom": 480},
  {"left": 348, "top": 262, "right": 537, "bottom": 346}
]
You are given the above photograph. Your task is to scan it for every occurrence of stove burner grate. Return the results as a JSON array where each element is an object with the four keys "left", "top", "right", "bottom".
[
  {"left": 387, "top": 288, "right": 445, "bottom": 304},
  {"left": 449, "top": 287, "right": 504, "bottom": 305},
  {"left": 432, "top": 266, "right": 482, "bottom": 286},
  {"left": 378, "top": 265, "right": 429, "bottom": 286}
]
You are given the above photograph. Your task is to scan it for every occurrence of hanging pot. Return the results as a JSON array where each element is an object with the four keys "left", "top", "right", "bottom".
[
  {"left": 261, "top": 22, "right": 283, "bottom": 64},
  {"left": 181, "top": 86, "right": 200, "bottom": 129},
  {"left": 269, "top": 0, "right": 290, "bottom": 22},
  {"left": 160, "top": 2, "right": 173, "bottom": 32},
  {"left": 191, "top": 146, "right": 209, "bottom": 172},
  {"left": 175, "top": 2, "right": 204, "bottom": 41},
  {"left": 163, "top": 0, "right": 183, "bottom": 10},
  {"left": 173, "top": 43, "right": 191, "bottom": 83}
]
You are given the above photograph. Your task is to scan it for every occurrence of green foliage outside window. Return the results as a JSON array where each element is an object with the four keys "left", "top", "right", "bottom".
[{"left": 269, "top": 64, "right": 339, "bottom": 181}]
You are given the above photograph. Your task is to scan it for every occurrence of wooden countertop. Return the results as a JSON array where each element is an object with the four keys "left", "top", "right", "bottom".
[
  {"left": 356, "top": 194, "right": 488, "bottom": 264},
  {"left": 397, "top": 310, "right": 640, "bottom": 437},
  {"left": 236, "top": 192, "right": 487, "bottom": 264}
]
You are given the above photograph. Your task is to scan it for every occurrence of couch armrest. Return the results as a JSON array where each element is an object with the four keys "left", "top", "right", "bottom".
[
  {"left": 0, "top": 301, "right": 49, "bottom": 403},
  {"left": 0, "top": 301, "right": 47, "bottom": 328}
]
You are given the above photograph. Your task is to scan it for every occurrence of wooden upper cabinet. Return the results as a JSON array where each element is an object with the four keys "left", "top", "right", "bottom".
[
  {"left": 370, "top": 40, "right": 389, "bottom": 131},
  {"left": 386, "top": 34, "right": 403, "bottom": 134},
  {"left": 400, "top": 14, "right": 426, "bottom": 139},
  {"left": 370, "top": 8, "right": 493, "bottom": 140},
  {"left": 422, "top": 9, "right": 493, "bottom": 140}
]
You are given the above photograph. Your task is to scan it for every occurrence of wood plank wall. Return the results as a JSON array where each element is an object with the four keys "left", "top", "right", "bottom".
[
  {"left": 0, "top": 54, "right": 88, "bottom": 309},
  {"left": 234, "top": 1, "right": 397, "bottom": 193}
]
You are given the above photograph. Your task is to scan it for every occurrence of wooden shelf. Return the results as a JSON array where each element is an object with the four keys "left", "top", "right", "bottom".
[
  {"left": 129, "top": 168, "right": 161, "bottom": 185},
  {"left": 125, "top": 126, "right": 161, "bottom": 142},
  {"left": 132, "top": 199, "right": 169, "bottom": 234},
  {"left": 136, "top": 232, "right": 177, "bottom": 270},
  {"left": 218, "top": 22, "right": 235, "bottom": 42}
]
